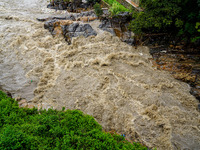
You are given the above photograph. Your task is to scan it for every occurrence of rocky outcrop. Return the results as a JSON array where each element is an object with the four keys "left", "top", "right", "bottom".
[
  {"left": 37, "top": 11, "right": 98, "bottom": 44},
  {"left": 44, "top": 19, "right": 97, "bottom": 44},
  {"left": 99, "top": 12, "right": 135, "bottom": 45},
  {"left": 63, "top": 23, "right": 97, "bottom": 44}
]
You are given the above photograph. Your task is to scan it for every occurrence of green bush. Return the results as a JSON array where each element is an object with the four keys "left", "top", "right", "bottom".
[
  {"left": 0, "top": 91, "right": 148, "bottom": 150},
  {"left": 94, "top": 3, "right": 103, "bottom": 17},
  {"left": 129, "top": 0, "right": 200, "bottom": 42},
  {"left": 103, "top": 0, "right": 130, "bottom": 15}
]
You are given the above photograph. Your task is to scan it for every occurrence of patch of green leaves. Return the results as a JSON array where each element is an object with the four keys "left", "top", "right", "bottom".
[
  {"left": 0, "top": 91, "right": 148, "bottom": 149},
  {"left": 129, "top": 0, "right": 200, "bottom": 42},
  {"left": 103, "top": 0, "right": 130, "bottom": 15}
]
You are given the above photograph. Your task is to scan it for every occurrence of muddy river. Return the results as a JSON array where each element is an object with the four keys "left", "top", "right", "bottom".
[{"left": 0, "top": 0, "right": 200, "bottom": 149}]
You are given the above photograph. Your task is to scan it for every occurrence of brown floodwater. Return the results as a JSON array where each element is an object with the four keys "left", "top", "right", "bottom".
[
  {"left": 0, "top": 0, "right": 200, "bottom": 149},
  {"left": 149, "top": 46, "right": 200, "bottom": 101}
]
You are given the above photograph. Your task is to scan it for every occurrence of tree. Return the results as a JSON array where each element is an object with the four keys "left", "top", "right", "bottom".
[{"left": 129, "top": 0, "right": 200, "bottom": 42}]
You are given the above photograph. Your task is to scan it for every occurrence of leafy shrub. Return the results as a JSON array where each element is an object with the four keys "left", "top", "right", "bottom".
[
  {"left": 94, "top": 3, "right": 103, "bottom": 17},
  {"left": 129, "top": 0, "right": 200, "bottom": 42},
  {"left": 103, "top": 0, "right": 130, "bottom": 15},
  {"left": 0, "top": 91, "right": 148, "bottom": 149}
]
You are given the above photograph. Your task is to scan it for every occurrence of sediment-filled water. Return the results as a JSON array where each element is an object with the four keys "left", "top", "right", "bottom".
[{"left": 0, "top": 0, "right": 200, "bottom": 149}]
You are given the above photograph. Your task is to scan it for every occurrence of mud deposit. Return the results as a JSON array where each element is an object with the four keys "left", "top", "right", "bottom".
[{"left": 0, "top": 0, "right": 200, "bottom": 149}]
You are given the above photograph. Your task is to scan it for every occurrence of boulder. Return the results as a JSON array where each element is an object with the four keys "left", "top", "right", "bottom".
[
  {"left": 65, "top": 23, "right": 79, "bottom": 32},
  {"left": 99, "top": 20, "right": 112, "bottom": 29},
  {"left": 44, "top": 18, "right": 97, "bottom": 44},
  {"left": 123, "top": 38, "right": 135, "bottom": 46},
  {"left": 44, "top": 19, "right": 57, "bottom": 33},
  {"left": 111, "top": 12, "right": 133, "bottom": 24},
  {"left": 66, "top": 14, "right": 76, "bottom": 21}
]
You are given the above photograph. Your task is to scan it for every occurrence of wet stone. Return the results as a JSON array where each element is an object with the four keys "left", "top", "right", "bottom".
[
  {"left": 37, "top": 17, "right": 49, "bottom": 22},
  {"left": 15, "top": 96, "right": 22, "bottom": 101},
  {"left": 65, "top": 23, "right": 79, "bottom": 32},
  {"left": 27, "top": 103, "right": 35, "bottom": 109},
  {"left": 18, "top": 99, "right": 27, "bottom": 105},
  {"left": 20, "top": 103, "right": 28, "bottom": 107}
]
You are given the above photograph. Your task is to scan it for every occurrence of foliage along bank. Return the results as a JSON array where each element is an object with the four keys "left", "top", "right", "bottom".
[
  {"left": 0, "top": 91, "right": 148, "bottom": 150},
  {"left": 129, "top": 0, "right": 200, "bottom": 43}
]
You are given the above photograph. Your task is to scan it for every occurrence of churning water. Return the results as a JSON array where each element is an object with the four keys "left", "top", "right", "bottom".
[{"left": 0, "top": 0, "right": 200, "bottom": 149}]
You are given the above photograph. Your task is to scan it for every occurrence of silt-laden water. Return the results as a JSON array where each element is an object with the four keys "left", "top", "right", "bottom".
[{"left": 0, "top": 0, "right": 200, "bottom": 149}]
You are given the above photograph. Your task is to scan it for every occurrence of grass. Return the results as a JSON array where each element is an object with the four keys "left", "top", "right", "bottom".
[{"left": 102, "top": 0, "right": 131, "bottom": 15}]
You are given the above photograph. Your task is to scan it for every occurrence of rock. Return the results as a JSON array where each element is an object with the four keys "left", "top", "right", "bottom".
[
  {"left": 20, "top": 103, "right": 28, "bottom": 107},
  {"left": 99, "top": 20, "right": 112, "bottom": 29},
  {"left": 47, "top": 4, "right": 54, "bottom": 9},
  {"left": 74, "top": 24, "right": 84, "bottom": 32},
  {"left": 36, "top": 17, "right": 49, "bottom": 22},
  {"left": 52, "top": 15, "right": 67, "bottom": 20},
  {"left": 112, "top": 12, "right": 133, "bottom": 23},
  {"left": 99, "top": 19, "right": 117, "bottom": 36},
  {"left": 18, "top": 99, "right": 27, "bottom": 105},
  {"left": 77, "top": 16, "right": 89, "bottom": 22},
  {"left": 66, "top": 24, "right": 97, "bottom": 38},
  {"left": 36, "top": 103, "right": 52, "bottom": 110},
  {"left": 77, "top": 16, "right": 98, "bottom": 22},
  {"left": 44, "top": 17, "right": 97, "bottom": 44},
  {"left": 196, "top": 86, "right": 200, "bottom": 89},
  {"left": 58, "top": 3, "right": 63, "bottom": 10},
  {"left": 65, "top": 23, "right": 79, "bottom": 32},
  {"left": 27, "top": 103, "right": 35, "bottom": 109},
  {"left": 54, "top": 20, "right": 74, "bottom": 26},
  {"left": 102, "top": 28, "right": 116, "bottom": 36},
  {"left": 44, "top": 19, "right": 57, "bottom": 33},
  {"left": 66, "top": 14, "right": 76, "bottom": 21},
  {"left": 76, "top": 24, "right": 97, "bottom": 37},
  {"left": 44, "top": 19, "right": 74, "bottom": 36},
  {"left": 15, "top": 96, "right": 22, "bottom": 101},
  {"left": 62, "top": 23, "right": 97, "bottom": 44},
  {"left": 88, "top": 16, "right": 97, "bottom": 21},
  {"left": 6, "top": 92, "right": 12, "bottom": 98},
  {"left": 190, "top": 88, "right": 200, "bottom": 101},
  {"left": 18, "top": 99, "right": 28, "bottom": 107},
  {"left": 123, "top": 38, "right": 135, "bottom": 46},
  {"left": 52, "top": 26, "right": 62, "bottom": 36}
]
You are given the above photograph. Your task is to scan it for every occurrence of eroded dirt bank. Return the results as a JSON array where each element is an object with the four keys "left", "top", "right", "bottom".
[{"left": 0, "top": 0, "right": 200, "bottom": 149}]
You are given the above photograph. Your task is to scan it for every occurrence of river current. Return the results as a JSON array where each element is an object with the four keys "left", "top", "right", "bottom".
[{"left": 0, "top": 0, "right": 200, "bottom": 149}]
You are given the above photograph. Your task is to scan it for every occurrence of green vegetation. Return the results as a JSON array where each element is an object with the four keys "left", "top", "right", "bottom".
[
  {"left": 103, "top": 0, "right": 130, "bottom": 15},
  {"left": 129, "top": 0, "right": 200, "bottom": 42},
  {"left": 94, "top": 3, "right": 103, "bottom": 17},
  {"left": 0, "top": 91, "right": 148, "bottom": 150}
]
